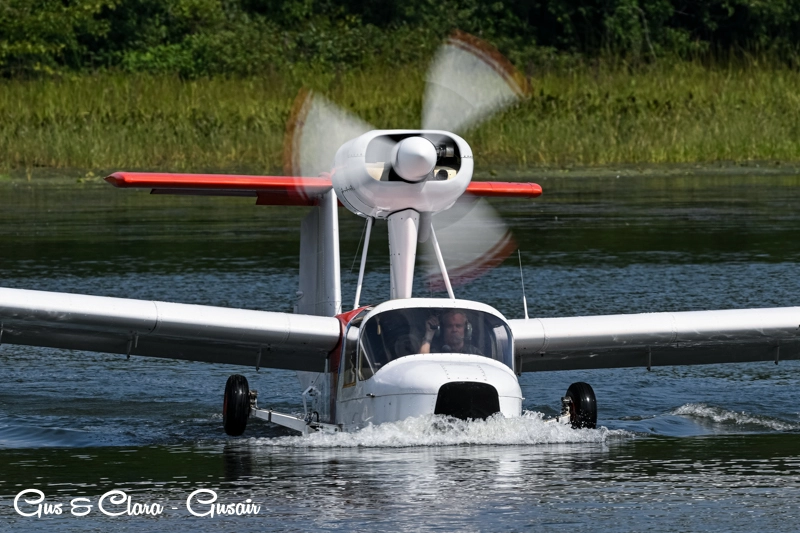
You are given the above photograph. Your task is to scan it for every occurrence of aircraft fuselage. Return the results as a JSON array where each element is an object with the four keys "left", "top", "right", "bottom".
[{"left": 296, "top": 298, "right": 523, "bottom": 431}]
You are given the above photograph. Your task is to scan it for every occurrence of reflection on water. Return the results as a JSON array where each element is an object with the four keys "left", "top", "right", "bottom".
[
  {"left": 3, "top": 437, "right": 800, "bottom": 532},
  {"left": 2, "top": 173, "right": 800, "bottom": 530}
]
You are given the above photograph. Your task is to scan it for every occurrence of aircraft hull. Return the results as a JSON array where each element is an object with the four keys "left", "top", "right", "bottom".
[{"left": 336, "top": 354, "right": 522, "bottom": 429}]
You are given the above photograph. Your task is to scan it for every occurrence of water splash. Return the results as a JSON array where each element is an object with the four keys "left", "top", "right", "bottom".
[
  {"left": 672, "top": 403, "right": 800, "bottom": 432},
  {"left": 254, "top": 411, "right": 631, "bottom": 448}
]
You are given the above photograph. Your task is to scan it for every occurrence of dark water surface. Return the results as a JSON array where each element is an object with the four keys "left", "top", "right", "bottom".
[{"left": 2, "top": 173, "right": 800, "bottom": 531}]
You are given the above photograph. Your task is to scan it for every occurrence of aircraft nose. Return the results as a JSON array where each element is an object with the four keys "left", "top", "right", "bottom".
[{"left": 367, "top": 354, "right": 522, "bottom": 420}]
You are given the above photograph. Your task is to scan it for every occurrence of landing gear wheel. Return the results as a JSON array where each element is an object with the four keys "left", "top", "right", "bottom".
[
  {"left": 565, "top": 382, "right": 597, "bottom": 429},
  {"left": 223, "top": 374, "right": 250, "bottom": 436}
]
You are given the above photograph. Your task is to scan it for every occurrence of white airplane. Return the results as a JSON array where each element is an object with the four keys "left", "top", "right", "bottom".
[{"left": 2, "top": 32, "right": 799, "bottom": 437}]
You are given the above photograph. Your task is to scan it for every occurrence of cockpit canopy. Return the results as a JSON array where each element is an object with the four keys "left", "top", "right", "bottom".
[{"left": 343, "top": 306, "right": 513, "bottom": 384}]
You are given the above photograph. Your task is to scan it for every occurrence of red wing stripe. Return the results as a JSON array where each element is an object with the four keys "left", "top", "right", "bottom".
[
  {"left": 107, "top": 174, "right": 540, "bottom": 205},
  {"left": 105, "top": 172, "right": 332, "bottom": 194},
  {"left": 466, "top": 182, "right": 542, "bottom": 198}
]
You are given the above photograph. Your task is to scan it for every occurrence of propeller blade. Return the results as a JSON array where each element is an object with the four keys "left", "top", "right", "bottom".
[
  {"left": 422, "top": 31, "right": 528, "bottom": 133},
  {"left": 424, "top": 195, "right": 516, "bottom": 291},
  {"left": 284, "top": 89, "right": 373, "bottom": 178}
]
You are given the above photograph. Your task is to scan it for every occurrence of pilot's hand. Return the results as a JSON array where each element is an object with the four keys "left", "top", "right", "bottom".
[{"left": 424, "top": 316, "right": 439, "bottom": 342}]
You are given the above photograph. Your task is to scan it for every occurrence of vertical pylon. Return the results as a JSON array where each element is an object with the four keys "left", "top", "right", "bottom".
[{"left": 387, "top": 209, "right": 420, "bottom": 299}]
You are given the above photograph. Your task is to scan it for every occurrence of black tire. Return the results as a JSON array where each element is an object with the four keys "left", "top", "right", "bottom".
[
  {"left": 223, "top": 374, "right": 250, "bottom": 436},
  {"left": 566, "top": 382, "right": 597, "bottom": 429}
]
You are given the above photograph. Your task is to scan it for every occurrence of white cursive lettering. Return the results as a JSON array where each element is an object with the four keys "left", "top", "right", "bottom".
[
  {"left": 70, "top": 497, "right": 93, "bottom": 517},
  {"left": 98, "top": 490, "right": 164, "bottom": 517},
  {"left": 14, "top": 490, "right": 63, "bottom": 518},
  {"left": 186, "top": 490, "right": 260, "bottom": 517},
  {"left": 15, "top": 487, "right": 256, "bottom": 518},
  {"left": 186, "top": 489, "right": 218, "bottom": 518}
]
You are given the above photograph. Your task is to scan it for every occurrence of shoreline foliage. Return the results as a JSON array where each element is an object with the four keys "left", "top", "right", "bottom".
[
  {"left": 2, "top": 59, "right": 799, "bottom": 172},
  {"left": 2, "top": 1, "right": 799, "bottom": 171},
  {"left": 2, "top": 1, "right": 800, "bottom": 78}
]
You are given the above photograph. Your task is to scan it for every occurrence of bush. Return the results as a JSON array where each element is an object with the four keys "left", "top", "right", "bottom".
[{"left": 2, "top": 0, "right": 799, "bottom": 77}]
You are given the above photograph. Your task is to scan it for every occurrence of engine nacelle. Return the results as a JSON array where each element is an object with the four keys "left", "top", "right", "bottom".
[{"left": 332, "top": 130, "right": 473, "bottom": 219}]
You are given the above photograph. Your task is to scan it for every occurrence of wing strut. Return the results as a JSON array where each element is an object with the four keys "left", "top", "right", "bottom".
[
  {"left": 429, "top": 224, "right": 455, "bottom": 300},
  {"left": 353, "top": 217, "right": 374, "bottom": 310}
]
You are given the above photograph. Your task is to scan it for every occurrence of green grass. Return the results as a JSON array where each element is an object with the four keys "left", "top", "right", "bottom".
[
  {"left": 498, "top": 59, "right": 800, "bottom": 167},
  {"left": 1, "top": 59, "right": 799, "bottom": 173}
]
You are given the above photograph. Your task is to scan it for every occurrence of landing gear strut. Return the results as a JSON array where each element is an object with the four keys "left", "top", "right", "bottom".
[
  {"left": 223, "top": 374, "right": 251, "bottom": 436},
  {"left": 222, "top": 375, "right": 341, "bottom": 436},
  {"left": 562, "top": 382, "right": 597, "bottom": 429}
]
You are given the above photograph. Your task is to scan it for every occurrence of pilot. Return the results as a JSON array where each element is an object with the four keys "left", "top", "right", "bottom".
[{"left": 419, "top": 310, "right": 482, "bottom": 355}]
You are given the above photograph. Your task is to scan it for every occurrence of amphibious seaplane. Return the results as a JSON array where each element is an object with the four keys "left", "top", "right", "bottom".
[{"left": 2, "top": 32, "right": 800, "bottom": 437}]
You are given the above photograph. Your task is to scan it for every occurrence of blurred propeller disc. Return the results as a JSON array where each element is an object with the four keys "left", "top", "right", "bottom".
[
  {"left": 284, "top": 33, "right": 529, "bottom": 292},
  {"left": 284, "top": 89, "right": 372, "bottom": 178},
  {"left": 424, "top": 195, "right": 517, "bottom": 291},
  {"left": 422, "top": 31, "right": 528, "bottom": 288},
  {"left": 422, "top": 30, "right": 529, "bottom": 133}
]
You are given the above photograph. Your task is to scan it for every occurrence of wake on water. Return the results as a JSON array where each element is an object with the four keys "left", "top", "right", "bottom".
[
  {"left": 253, "top": 411, "right": 631, "bottom": 448},
  {"left": 672, "top": 403, "right": 800, "bottom": 432},
  {"left": 248, "top": 403, "right": 800, "bottom": 448}
]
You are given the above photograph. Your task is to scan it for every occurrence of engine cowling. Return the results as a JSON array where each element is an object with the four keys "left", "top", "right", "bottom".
[{"left": 331, "top": 130, "right": 473, "bottom": 220}]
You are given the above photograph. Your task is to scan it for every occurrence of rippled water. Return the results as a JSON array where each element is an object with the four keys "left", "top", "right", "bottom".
[{"left": 2, "top": 172, "right": 800, "bottom": 531}]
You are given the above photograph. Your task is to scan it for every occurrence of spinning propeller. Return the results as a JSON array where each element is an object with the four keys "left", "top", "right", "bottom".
[
  {"left": 284, "top": 31, "right": 530, "bottom": 291},
  {"left": 106, "top": 31, "right": 538, "bottom": 305}
]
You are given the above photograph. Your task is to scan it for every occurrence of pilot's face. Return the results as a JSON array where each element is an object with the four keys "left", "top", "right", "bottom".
[{"left": 443, "top": 313, "right": 467, "bottom": 347}]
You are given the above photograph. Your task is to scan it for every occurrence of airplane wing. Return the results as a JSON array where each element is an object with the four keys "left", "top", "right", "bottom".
[
  {"left": 105, "top": 172, "right": 542, "bottom": 204},
  {"left": 510, "top": 307, "right": 800, "bottom": 372},
  {"left": 0, "top": 288, "right": 341, "bottom": 372},
  {"left": 105, "top": 172, "right": 333, "bottom": 206}
]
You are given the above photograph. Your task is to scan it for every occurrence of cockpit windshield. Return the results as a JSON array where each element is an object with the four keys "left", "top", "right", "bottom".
[{"left": 356, "top": 308, "right": 513, "bottom": 380}]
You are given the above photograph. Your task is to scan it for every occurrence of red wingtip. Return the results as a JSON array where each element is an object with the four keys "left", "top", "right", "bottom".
[
  {"left": 466, "top": 182, "right": 542, "bottom": 198},
  {"left": 104, "top": 172, "right": 126, "bottom": 187},
  {"left": 103, "top": 172, "right": 333, "bottom": 206}
]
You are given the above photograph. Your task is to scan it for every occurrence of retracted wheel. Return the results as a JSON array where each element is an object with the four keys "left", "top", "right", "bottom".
[
  {"left": 565, "top": 382, "right": 597, "bottom": 429},
  {"left": 223, "top": 374, "right": 250, "bottom": 436}
]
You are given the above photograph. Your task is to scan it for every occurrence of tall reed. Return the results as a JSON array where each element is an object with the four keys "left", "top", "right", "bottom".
[{"left": 1, "top": 59, "right": 798, "bottom": 173}]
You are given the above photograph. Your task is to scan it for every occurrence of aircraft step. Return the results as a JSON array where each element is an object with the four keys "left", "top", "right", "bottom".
[{"left": 251, "top": 408, "right": 342, "bottom": 435}]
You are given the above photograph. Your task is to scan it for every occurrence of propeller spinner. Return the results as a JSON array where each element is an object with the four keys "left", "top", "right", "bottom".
[{"left": 391, "top": 137, "right": 437, "bottom": 182}]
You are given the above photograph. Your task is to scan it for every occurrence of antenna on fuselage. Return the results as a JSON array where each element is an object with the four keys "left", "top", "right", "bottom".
[{"left": 518, "top": 249, "right": 529, "bottom": 320}]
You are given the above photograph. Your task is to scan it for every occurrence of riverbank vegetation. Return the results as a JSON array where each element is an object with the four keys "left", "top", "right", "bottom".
[
  {"left": 1, "top": 1, "right": 799, "bottom": 172},
  {"left": 3, "top": 59, "right": 799, "bottom": 173}
]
